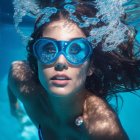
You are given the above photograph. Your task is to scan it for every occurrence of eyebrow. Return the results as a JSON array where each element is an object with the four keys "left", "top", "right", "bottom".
[
  {"left": 68, "top": 37, "right": 87, "bottom": 41},
  {"left": 41, "top": 37, "right": 88, "bottom": 42}
]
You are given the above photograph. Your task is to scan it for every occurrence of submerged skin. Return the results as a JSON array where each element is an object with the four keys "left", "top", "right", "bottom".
[{"left": 8, "top": 20, "right": 129, "bottom": 140}]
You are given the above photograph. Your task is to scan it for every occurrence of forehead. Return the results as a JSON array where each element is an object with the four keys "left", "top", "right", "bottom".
[{"left": 42, "top": 20, "right": 86, "bottom": 41}]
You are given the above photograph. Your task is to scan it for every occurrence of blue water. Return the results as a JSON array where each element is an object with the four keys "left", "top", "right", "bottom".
[
  {"left": 0, "top": 0, "right": 140, "bottom": 139},
  {"left": 0, "top": 24, "right": 38, "bottom": 140}
]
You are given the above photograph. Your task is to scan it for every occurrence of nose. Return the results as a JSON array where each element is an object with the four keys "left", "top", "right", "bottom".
[{"left": 54, "top": 54, "right": 68, "bottom": 71}]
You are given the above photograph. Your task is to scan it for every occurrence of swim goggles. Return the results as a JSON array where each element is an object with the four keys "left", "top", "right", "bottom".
[{"left": 33, "top": 37, "right": 93, "bottom": 66}]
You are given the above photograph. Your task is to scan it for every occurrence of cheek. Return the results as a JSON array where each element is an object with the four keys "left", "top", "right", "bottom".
[
  {"left": 74, "top": 63, "right": 89, "bottom": 86},
  {"left": 37, "top": 64, "right": 50, "bottom": 87}
]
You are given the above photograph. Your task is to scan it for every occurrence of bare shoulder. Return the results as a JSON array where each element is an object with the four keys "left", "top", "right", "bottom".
[
  {"left": 84, "top": 95, "right": 113, "bottom": 113},
  {"left": 84, "top": 95, "right": 117, "bottom": 124},
  {"left": 8, "top": 60, "right": 34, "bottom": 82},
  {"left": 83, "top": 94, "right": 129, "bottom": 139},
  {"left": 8, "top": 60, "right": 39, "bottom": 97}
]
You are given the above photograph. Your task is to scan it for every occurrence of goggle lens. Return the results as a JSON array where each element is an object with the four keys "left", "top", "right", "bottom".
[{"left": 33, "top": 37, "right": 93, "bottom": 65}]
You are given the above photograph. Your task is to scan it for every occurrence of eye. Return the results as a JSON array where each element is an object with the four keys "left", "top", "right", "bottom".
[
  {"left": 43, "top": 43, "right": 56, "bottom": 53},
  {"left": 69, "top": 44, "right": 81, "bottom": 54}
]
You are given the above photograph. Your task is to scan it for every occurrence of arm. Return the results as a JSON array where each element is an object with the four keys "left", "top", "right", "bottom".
[
  {"left": 83, "top": 95, "right": 129, "bottom": 140},
  {"left": 7, "top": 85, "right": 25, "bottom": 122},
  {"left": 7, "top": 61, "right": 28, "bottom": 123}
]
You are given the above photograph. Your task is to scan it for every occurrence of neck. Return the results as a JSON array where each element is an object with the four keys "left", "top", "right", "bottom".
[{"left": 46, "top": 89, "right": 89, "bottom": 125}]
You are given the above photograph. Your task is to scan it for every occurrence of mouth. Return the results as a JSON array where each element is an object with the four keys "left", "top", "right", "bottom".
[{"left": 50, "top": 74, "right": 71, "bottom": 86}]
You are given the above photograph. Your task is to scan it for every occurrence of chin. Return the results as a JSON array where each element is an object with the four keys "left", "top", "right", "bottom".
[{"left": 47, "top": 87, "right": 74, "bottom": 97}]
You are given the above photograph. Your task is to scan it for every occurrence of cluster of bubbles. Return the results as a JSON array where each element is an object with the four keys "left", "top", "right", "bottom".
[
  {"left": 63, "top": 0, "right": 130, "bottom": 51},
  {"left": 13, "top": 0, "right": 131, "bottom": 51},
  {"left": 91, "top": 0, "right": 129, "bottom": 51},
  {"left": 13, "top": 0, "right": 39, "bottom": 43},
  {"left": 35, "top": 7, "right": 58, "bottom": 27},
  {"left": 64, "top": 3, "right": 100, "bottom": 28}
]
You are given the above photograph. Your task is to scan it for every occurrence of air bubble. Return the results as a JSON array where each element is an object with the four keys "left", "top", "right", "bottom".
[
  {"left": 13, "top": 0, "right": 130, "bottom": 51},
  {"left": 64, "top": 4, "right": 76, "bottom": 13}
]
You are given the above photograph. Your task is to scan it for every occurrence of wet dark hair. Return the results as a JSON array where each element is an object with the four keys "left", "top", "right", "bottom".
[{"left": 26, "top": 0, "right": 140, "bottom": 101}]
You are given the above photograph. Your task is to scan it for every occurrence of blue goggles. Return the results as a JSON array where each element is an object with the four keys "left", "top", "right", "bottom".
[{"left": 33, "top": 37, "right": 93, "bottom": 66}]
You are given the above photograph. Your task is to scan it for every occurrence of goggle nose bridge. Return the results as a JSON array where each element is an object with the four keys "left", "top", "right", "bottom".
[
  {"left": 54, "top": 41, "right": 69, "bottom": 60},
  {"left": 56, "top": 41, "right": 69, "bottom": 51}
]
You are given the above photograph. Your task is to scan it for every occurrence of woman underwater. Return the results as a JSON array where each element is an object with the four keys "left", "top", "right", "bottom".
[{"left": 8, "top": 0, "right": 140, "bottom": 139}]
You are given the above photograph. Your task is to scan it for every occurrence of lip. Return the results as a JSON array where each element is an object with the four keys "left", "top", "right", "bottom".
[
  {"left": 51, "top": 74, "right": 71, "bottom": 80},
  {"left": 50, "top": 74, "right": 71, "bottom": 86}
]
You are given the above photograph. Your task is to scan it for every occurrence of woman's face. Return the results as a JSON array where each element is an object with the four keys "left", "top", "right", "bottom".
[{"left": 37, "top": 20, "right": 92, "bottom": 97}]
